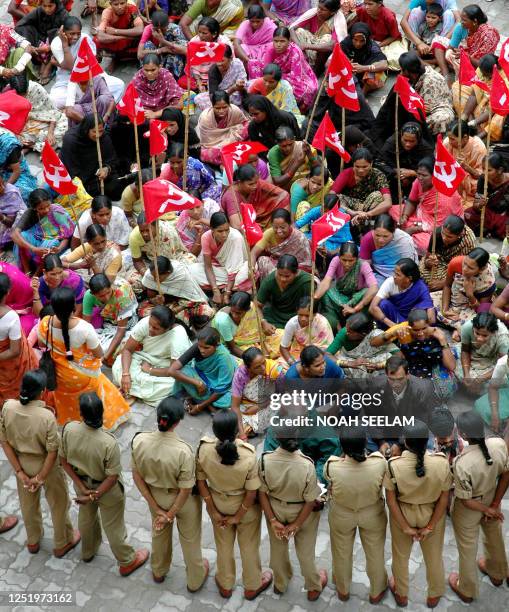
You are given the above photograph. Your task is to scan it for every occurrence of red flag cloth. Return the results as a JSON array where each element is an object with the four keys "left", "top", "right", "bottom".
[
  {"left": 326, "top": 44, "right": 360, "bottom": 111},
  {"left": 491, "top": 67, "right": 509, "bottom": 116},
  {"left": 118, "top": 82, "right": 145, "bottom": 126},
  {"left": 41, "top": 141, "right": 77, "bottom": 196},
  {"left": 393, "top": 75, "right": 426, "bottom": 121},
  {"left": 311, "top": 205, "right": 351, "bottom": 256},
  {"left": 312, "top": 111, "right": 351, "bottom": 162},
  {"left": 221, "top": 141, "right": 268, "bottom": 183},
  {"left": 240, "top": 202, "right": 263, "bottom": 246},
  {"left": 432, "top": 135, "right": 466, "bottom": 197},
  {"left": 69, "top": 37, "right": 103, "bottom": 83},
  {"left": 143, "top": 179, "right": 201, "bottom": 223},
  {"left": 144, "top": 120, "right": 169, "bottom": 156},
  {"left": 458, "top": 48, "right": 489, "bottom": 93},
  {"left": 0, "top": 90, "right": 31, "bottom": 135},
  {"left": 499, "top": 38, "right": 509, "bottom": 77},
  {"left": 187, "top": 41, "right": 226, "bottom": 67}
]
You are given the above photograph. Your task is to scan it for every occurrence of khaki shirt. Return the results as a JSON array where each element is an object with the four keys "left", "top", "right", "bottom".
[
  {"left": 59, "top": 421, "right": 121, "bottom": 482},
  {"left": 324, "top": 452, "right": 386, "bottom": 511},
  {"left": 259, "top": 448, "right": 321, "bottom": 503},
  {"left": 131, "top": 430, "right": 195, "bottom": 490},
  {"left": 384, "top": 450, "right": 452, "bottom": 504},
  {"left": 196, "top": 437, "right": 260, "bottom": 493},
  {"left": 453, "top": 438, "right": 509, "bottom": 500},
  {"left": 0, "top": 400, "right": 59, "bottom": 456}
]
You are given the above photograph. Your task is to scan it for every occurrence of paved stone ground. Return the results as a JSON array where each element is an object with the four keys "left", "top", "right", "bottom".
[{"left": 2, "top": 0, "right": 509, "bottom": 610}]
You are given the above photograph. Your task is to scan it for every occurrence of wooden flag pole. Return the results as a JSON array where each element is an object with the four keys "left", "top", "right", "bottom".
[
  {"left": 182, "top": 74, "right": 191, "bottom": 191},
  {"left": 304, "top": 75, "right": 327, "bottom": 143},
  {"left": 89, "top": 69, "right": 104, "bottom": 195},
  {"left": 394, "top": 93, "right": 403, "bottom": 222},
  {"left": 340, "top": 107, "right": 346, "bottom": 173},
  {"left": 133, "top": 121, "right": 162, "bottom": 295},
  {"left": 480, "top": 107, "right": 493, "bottom": 241},
  {"left": 308, "top": 256, "right": 316, "bottom": 345},
  {"left": 151, "top": 155, "right": 157, "bottom": 180},
  {"left": 458, "top": 83, "right": 463, "bottom": 159},
  {"left": 320, "top": 159, "right": 326, "bottom": 214},
  {"left": 430, "top": 190, "right": 439, "bottom": 282}
]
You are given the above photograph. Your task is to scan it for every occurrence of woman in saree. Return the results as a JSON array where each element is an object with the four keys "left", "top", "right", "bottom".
[
  {"left": 180, "top": 0, "right": 244, "bottom": 39},
  {"left": 359, "top": 213, "right": 418, "bottom": 285},
  {"left": 327, "top": 312, "right": 398, "bottom": 378},
  {"left": 133, "top": 53, "right": 184, "bottom": 114},
  {"left": 290, "top": 165, "right": 333, "bottom": 219},
  {"left": 289, "top": 0, "right": 347, "bottom": 68},
  {"left": 38, "top": 287, "right": 130, "bottom": 430},
  {"left": 161, "top": 142, "right": 221, "bottom": 204},
  {"left": 12, "top": 189, "right": 74, "bottom": 274},
  {"left": 251, "top": 208, "right": 312, "bottom": 279},
  {"left": 263, "top": 0, "right": 310, "bottom": 27},
  {"left": 161, "top": 108, "right": 201, "bottom": 160},
  {"left": 391, "top": 157, "right": 464, "bottom": 255},
  {"left": 0, "top": 131, "right": 37, "bottom": 203},
  {"left": 443, "top": 119, "right": 485, "bottom": 209},
  {"left": 0, "top": 273, "right": 38, "bottom": 404},
  {"left": 34, "top": 254, "right": 84, "bottom": 316},
  {"left": 280, "top": 296, "right": 334, "bottom": 366},
  {"left": 436, "top": 247, "right": 496, "bottom": 340},
  {"left": 0, "top": 261, "right": 37, "bottom": 337},
  {"left": 62, "top": 76, "right": 115, "bottom": 128},
  {"left": 202, "top": 46, "right": 247, "bottom": 111},
  {"left": 233, "top": 5, "right": 276, "bottom": 78},
  {"left": 221, "top": 164, "right": 290, "bottom": 231},
  {"left": 197, "top": 90, "right": 247, "bottom": 167},
  {"left": 232, "top": 347, "right": 284, "bottom": 438},
  {"left": 0, "top": 21, "right": 35, "bottom": 80},
  {"left": 465, "top": 152, "right": 509, "bottom": 240},
  {"left": 63, "top": 223, "right": 123, "bottom": 284},
  {"left": 247, "top": 63, "right": 303, "bottom": 125},
  {"left": 71, "top": 195, "right": 130, "bottom": 251},
  {"left": 267, "top": 126, "right": 320, "bottom": 192},
  {"left": 212, "top": 290, "right": 283, "bottom": 359},
  {"left": 457, "top": 312, "right": 509, "bottom": 397},
  {"left": 260, "top": 26, "right": 318, "bottom": 111},
  {"left": 369, "top": 258, "right": 435, "bottom": 328},
  {"left": 82, "top": 273, "right": 138, "bottom": 365},
  {"left": 189, "top": 212, "right": 251, "bottom": 304},
  {"left": 0, "top": 176, "right": 26, "bottom": 250},
  {"left": 168, "top": 326, "right": 237, "bottom": 415},
  {"left": 331, "top": 148, "right": 392, "bottom": 228},
  {"left": 315, "top": 241, "right": 378, "bottom": 332},
  {"left": 140, "top": 256, "right": 214, "bottom": 328},
  {"left": 94, "top": 0, "right": 144, "bottom": 63},
  {"left": 257, "top": 254, "right": 313, "bottom": 329},
  {"left": 340, "top": 22, "right": 388, "bottom": 95},
  {"left": 247, "top": 95, "right": 301, "bottom": 151},
  {"left": 175, "top": 197, "right": 220, "bottom": 255},
  {"left": 113, "top": 305, "right": 192, "bottom": 406}
]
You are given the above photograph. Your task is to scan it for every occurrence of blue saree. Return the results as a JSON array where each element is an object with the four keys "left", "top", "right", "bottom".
[
  {"left": 0, "top": 131, "right": 37, "bottom": 202},
  {"left": 379, "top": 279, "right": 434, "bottom": 325}
]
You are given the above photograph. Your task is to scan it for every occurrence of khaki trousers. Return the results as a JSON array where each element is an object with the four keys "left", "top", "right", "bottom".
[
  {"left": 328, "top": 500, "right": 388, "bottom": 596},
  {"left": 16, "top": 454, "right": 74, "bottom": 549},
  {"left": 74, "top": 478, "right": 135, "bottom": 566},
  {"left": 211, "top": 491, "right": 262, "bottom": 591},
  {"left": 149, "top": 487, "right": 206, "bottom": 590},
  {"left": 267, "top": 499, "right": 322, "bottom": 593},
  {"left": 390, "top": 503, "right": 446, "bottom": 598},
  {"left": 452, "top": 493, "right": 508, "bottom": 599}
]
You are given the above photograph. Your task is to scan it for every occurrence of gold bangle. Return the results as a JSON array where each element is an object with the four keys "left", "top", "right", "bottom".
[
  {"left": 241, "top": 503, "right": 249, "bottom": 511},
  {"left": 202, "top": 495, "right": 211, "bottom": 501}
]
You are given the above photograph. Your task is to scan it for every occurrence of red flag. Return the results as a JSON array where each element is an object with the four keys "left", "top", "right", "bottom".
[
  {"left": 69, "top": 37, "right": 103, "bottom": 83},
  {"left": 491, "top": 67, "right": 509, "bottom": 116},
  {"left": 240, "top": 202, "right": 263, "bottom": 246},
  {"left": 312, "top": 111, "right": 351, "bottom": 162},
  {"left": 458, "top": 48, "right": 489, "bottom": 93},
  {"left": 311, "top": 205, "right": 351, "bottom": 256},
  {"left": 221, "top": 141, "right": 268, "bottom": 183},
  {"left": 41, "top": 141, "right": 77, "bottom": 196},
  {"left": 0, "top": 90, "right": 31, "bottom": 134},
  {"left": 432, "top": 135, "right": 466, "bottom": 197},
  {"left": 143, "top": 179, "right": 202, "bottom": 223},
  {"left": 118, "top": 82, "right": 145, "bottom": 126},
  {"left": 187, "top": 41, "right": 226, "bottom": 67},
  {"left": 326, "top": 44, "right": 360, "bottom": 111},
  {"left": 499, "top": 39, "right": 509, "bottom": 77},
  {"left": 393, "top": 75, "right": 426, "bottom": 121},
  {"left": 143, "top": 120, "right": 169, "bottom": 156}
]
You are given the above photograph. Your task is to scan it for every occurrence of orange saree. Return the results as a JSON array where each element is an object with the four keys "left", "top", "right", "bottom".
[{"left": 0, "top": 332, "right": 38, "bottom": 403}]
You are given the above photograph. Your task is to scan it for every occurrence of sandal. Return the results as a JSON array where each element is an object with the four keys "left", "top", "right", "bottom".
[{"left": 184, "top": 399, "right": 203, "bottom": 416}]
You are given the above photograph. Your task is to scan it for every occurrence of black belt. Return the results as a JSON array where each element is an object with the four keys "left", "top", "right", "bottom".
[
  {"left": 78, "top": 475, "right": 103, "bottom": 486},
  {"left": 271, "top": 497, "right": 305, "bottom": 505}
]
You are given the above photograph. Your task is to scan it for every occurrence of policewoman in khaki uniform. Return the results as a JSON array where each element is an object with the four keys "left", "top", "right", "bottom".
[
  {"left": 131, "top": 397, "right": 209, "bottom": 589},
  {"left": 384, "top": 420, "right": 452, "bottom": 608},
  {"left": 449, "top": 410, "right": 509, "bottom": 603},
  {"left": 258, "top": 428, "right": 328, "bottom": 601},
  {"left": 196, "top": 410, "right": 272, "bottom": 600},
  {"left": 0, "top": 369, "right": 79, "bottom": 556},
  {"left": 324, "top": 426, "right": 388, "bottom": 604},
  {"left": 59, "top": 391, "right": 149, "bottom": 576}
]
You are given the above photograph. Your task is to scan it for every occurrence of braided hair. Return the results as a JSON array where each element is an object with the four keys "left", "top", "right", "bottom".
[
  {"left": 403, "top": 420, "right": 430, "bottom": 477},
  {"left": 456, "top": 411, "right": 493, "bottom": 465}
]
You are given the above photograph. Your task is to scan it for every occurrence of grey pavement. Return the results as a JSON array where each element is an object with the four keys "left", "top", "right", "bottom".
[{"left": 1, "top": 0, "right": 509, "bottom": 611}]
